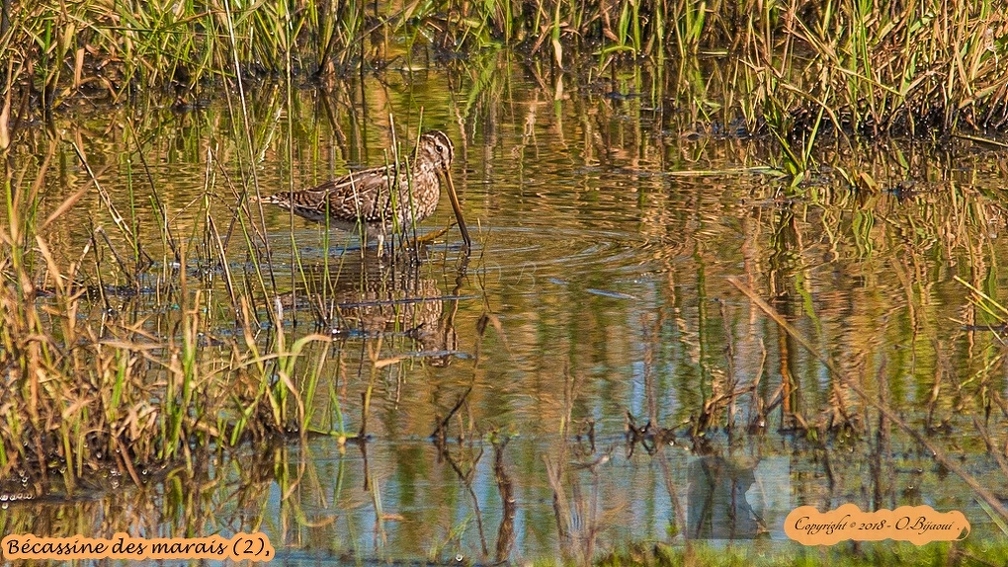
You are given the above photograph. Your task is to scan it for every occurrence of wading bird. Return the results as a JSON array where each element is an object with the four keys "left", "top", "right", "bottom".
[{"left": 258, "top": 130, "right": 471, "bottom": 253}]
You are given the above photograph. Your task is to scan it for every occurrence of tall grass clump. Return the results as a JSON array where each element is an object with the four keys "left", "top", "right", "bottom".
[
  {"left": 0, "top": 0, "right": 370, "bottom": 115},
  {"left": 746, "top": 0, "right": 1008, "bottom": 138},
  {"left": 0, "top": 144, "right": 330, "bottom": 495},
  {"left": 438, "top": 0, "right": 1008, "bottom": 152}
]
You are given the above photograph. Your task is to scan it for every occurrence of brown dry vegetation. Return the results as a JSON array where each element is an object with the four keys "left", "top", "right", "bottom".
[{"left": 3, "top": 1, "right": 1008, "bottom": 141}]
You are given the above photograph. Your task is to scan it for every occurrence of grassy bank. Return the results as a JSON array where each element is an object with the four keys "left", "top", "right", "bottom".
[{"left": 2, "top": 0, "right": 1007, "bottom": 146}]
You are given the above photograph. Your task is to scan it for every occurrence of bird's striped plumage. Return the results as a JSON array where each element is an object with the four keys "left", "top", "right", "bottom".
[{"left": 260, "top": 130, "right": 470, "bottom": 250}]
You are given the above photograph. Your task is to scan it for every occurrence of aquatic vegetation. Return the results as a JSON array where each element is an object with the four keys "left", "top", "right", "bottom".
[
  {"left": 2, "top": 1, "right": 1007, "bottom": 142},
  {"left": 0, "top": 87, "right": 471, "bottom": 498},
  {"left": 0, "top": 131, "right": 339, "bottom": 494}
]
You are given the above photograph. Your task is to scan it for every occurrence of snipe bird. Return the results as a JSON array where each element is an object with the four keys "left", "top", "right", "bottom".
[{"left": 259, "top": 130, "right": 471, "bottom": 251}]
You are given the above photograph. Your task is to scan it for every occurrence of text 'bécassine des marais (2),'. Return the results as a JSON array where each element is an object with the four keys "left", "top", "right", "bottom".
[{"left": 1, "top": 532, "right": 274, "bottom": 561}]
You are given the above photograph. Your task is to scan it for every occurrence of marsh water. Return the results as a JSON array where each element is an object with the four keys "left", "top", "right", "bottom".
[{"left": 4, "top": 56, "right": 1008, "bottom": 563}]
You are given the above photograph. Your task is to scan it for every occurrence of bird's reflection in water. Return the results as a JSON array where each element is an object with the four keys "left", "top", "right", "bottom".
[{"left": 272, "top": 252, "right": 464, "bottom": 367}]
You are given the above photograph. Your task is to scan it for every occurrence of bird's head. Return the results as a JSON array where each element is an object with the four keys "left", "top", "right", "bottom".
[{"left": 416, "top": 130, "right": 454, "bottom": 171}]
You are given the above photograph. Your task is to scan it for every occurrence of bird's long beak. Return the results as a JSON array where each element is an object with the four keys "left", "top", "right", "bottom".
[{"left": 444, "top": 167, "right": 471, "bottom": 252}]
